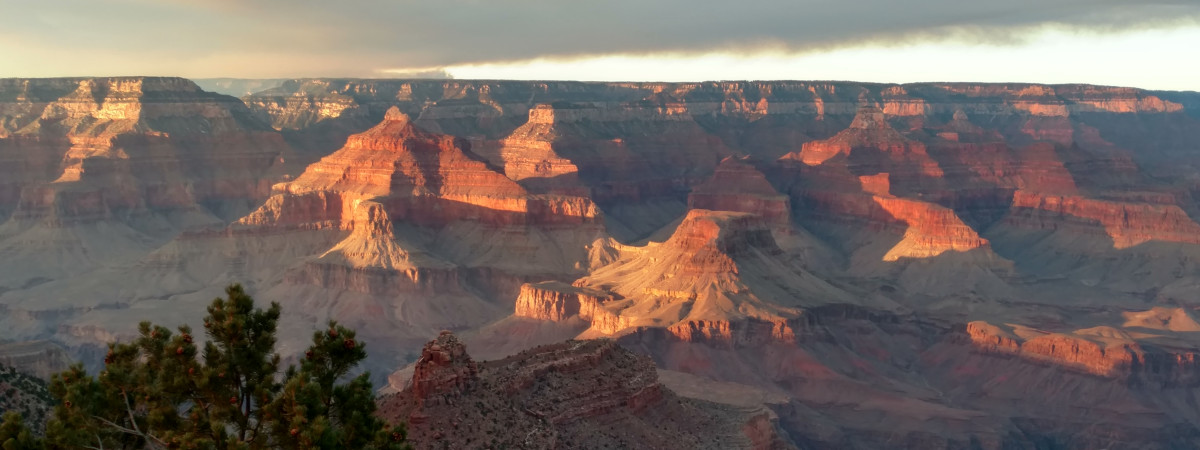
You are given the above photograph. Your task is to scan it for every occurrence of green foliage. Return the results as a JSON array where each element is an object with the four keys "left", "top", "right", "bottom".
[
  {"left": 1, "top": 412, "right": 43, "bottom": 450},
  {"left": 19, "top": 284, "right": 409, "bottom": 450},
  {"left": 261, "top": 323, "right": 405, "bottom": 449}
]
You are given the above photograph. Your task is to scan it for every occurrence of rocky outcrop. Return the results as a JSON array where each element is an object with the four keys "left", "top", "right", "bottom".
[
  {"left": 282, "top": 200, "right": 463, "bottom": 296},
  {"left": 514, "top": 281, "right": 617, "bottom": 322},
  {"left": 408, "top": 331, "right": 479, "bottom": 407},
  {"left": 1122, "top": 307, "right": 1200, "bottom": 332},
  {"left": 0, "top": 362, "right": 52, "bottom": 433},
  {"left": 201, "top": 108, "right": 614, "bottom": 360},
  {"left": 687, "top": 156, "right": 790, "bottom": 226},
  {"left": 1003, "top": 190, "right": 1200, "bottom": 248},
  {"left": 378, "top": 333, "right": 787, "bottom": 449},
  {"left": 926, "top": 120, "right": 1080, "bottom": 195},
  {"left": 797, "top": 185, "right": 994, "bottom": 262},
  {"left": 873, "top": 195, "right": 990, "bottom": 261},
  {"left": 241, "top": 81, "right": 1195, "bottom": 183},
  {"left": 0, "top": 77, "right": 287, "bottom": 224},
  {"left": 268, "top": 107, "right": 532, "bottom": 229},
  {"left": 0, "top": 340, "right": 72, "bottom": 379},
  {"left": 0, "top": 77, "right": 289, "bottom": 290},
  {"left": 516, "top": 209, "right": 861, "bottom": 344},
  {"left": 782, "top": 105, "right": 944, "bottom": 194},
  {"left": 246, "top": 106, "right": 602, "bottom": 233},
  {"left": 245, "top": 81, "right": 1184, "bottom": 131},
  {"left": 908, "top": 83, "right": 1183, "bottom": 115},
  {"left": 490, "top": 101, "right": 735, "bottom": 237},
  {"left": 667, "top": 317, "right": 800, "bottom": 346},
  {"left": 966, "top": 321, "right": 1200, "bottom": 385}
]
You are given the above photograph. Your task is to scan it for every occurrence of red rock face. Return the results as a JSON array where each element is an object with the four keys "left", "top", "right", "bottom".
[
  {"left": 237, "top": 107, "right": 606, "bottom": 293},
  {"left": 783, "top": 105, "right": 944, "bottom": 194},
  {"left": 966, "top": 321, "right": 1200, "bottom": 384},
  {"left": 379, "top": 333, "right": 781, "bottom": 449},
  {"left": 0, "top": 77, "right": 290, "bottom": 287},
  {"left": 489, "top": 102, "right": 736, "bottom": 237},
  {"left": 515, "top": 209, "right": 860, "bottom": 345},
  {"left": 0, "top": 78, "right": 286, "bottom": 225},
  {"left": 771, "top": 105, "right": 1006, "bottom": 273},
  {"left": 278, "top": 107, "right": 530, "bottom": 228},
  {"left": 1003, "top": 190, "right": 1200, "bottom": 248},
  {"left": 666, "top": 317, "right": 799, "bottom": 346},
  {"left": 408, "top": 331, "right": 480, "bottom": 407},
  {"left": 873, "top": 195, "right": 990, "bottom": 260},
  {"left": 928, "top": 137, "right": 1080, "bottom": 195},
  {"left": 205, "top": 108, "right": 614, "bottom": 360},
  {"left": 251, "top": 82, "right": 738, "bottom": 237},
  {"left": 792, "top": 185, "right": 993, "bottom": 263},
  {"left": 687, "top": 156, "right": 790, "bottom": 226},
  {"left": 484, "top": 109, "right": 583, "bottom": 194},
  {"left": 253, "top": 107, "right": 602, "bottom": 233},
  {"left": 513, "top": 281, "right": 616, "bottom": 322}
]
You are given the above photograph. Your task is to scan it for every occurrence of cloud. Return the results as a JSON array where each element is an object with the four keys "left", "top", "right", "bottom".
[{"left": 1, "top": 0, "right": 1197, "bottom": 77}]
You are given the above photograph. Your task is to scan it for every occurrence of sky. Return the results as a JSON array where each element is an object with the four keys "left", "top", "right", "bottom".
[{"left": 1, "top": 0, "right": 1199, "bottom": 90}]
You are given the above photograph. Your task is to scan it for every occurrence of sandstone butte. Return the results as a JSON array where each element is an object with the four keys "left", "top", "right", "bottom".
[{"left": 3, "top": 78, "right": 1200, "bottom": 448}]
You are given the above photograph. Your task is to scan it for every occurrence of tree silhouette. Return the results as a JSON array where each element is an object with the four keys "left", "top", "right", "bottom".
[{"left": 34, "top": 284, "right": 407, "bottom": 450}]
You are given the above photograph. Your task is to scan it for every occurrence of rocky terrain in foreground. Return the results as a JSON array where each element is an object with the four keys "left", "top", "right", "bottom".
[
  {"left": 378, "top": 332, "right": 788, "bottom": 449},
  {"left": 0, "top": 362, "right": 52, "bottom": 432},
  {"left": 3, "top": 78, "right": 1200, "bottom": 447}
]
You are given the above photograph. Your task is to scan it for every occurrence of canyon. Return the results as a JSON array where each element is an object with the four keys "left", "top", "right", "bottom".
[{"left": 2, "top": 77, "right": 1200, "bottom": 447}]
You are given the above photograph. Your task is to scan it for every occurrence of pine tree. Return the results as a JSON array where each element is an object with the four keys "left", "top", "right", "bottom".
[
  {"left": 1, "top": 412, "right": 43, "bottom": 450},
  {"left": 36, "top": 284, "right": 408, "bottom": 449}
]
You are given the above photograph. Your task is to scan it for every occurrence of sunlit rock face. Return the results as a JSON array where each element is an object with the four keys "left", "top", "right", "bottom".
[
  {"left": 511, "top": 209, "right": 867, "bottom": 346},
  {"left": 0, "top": 77, "right": 288, "bottom": 289},
  {"left": 218, "top": 107, "right": 613, "bottom": 370},
  {"left": 261, "top": 107, "right": 539, "bottom": 230},
  {"left": 0, "top": 77, "right": 286, "bottom": 219},
  {"left": 4, "top": 79, "right": 1200, "bottom": 448},
  {"left": 966, "top": 320, "right": 1200, "bottom": 384},
  {"left": 1002, "top": 190, "right": 1200, "bottom": 248}
]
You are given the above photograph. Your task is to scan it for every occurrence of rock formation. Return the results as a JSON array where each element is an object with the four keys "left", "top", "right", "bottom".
[
  {"left": 687, "top": 156, "right": 790, "bottom": 227},
  {"left": 378, "top": 332, "right": 789, "bottom": 449},
  {"left": 0, "top": 77, "right": 288, "bottom": 297},
  {"left": 513, "top": 209, "right": 869, "bottom": 346},
  {"left": 1002, "top": 190, "right": 1200, "bottom": 248},
  {"left": 2, "top": 78, "right": 1200, "bottom": 448},
  {"left": 783, "top": 105, "right": 944, "bottom": 193},
  {"left": 966, "top": 320, "right": 1200, "bottom": 384}
]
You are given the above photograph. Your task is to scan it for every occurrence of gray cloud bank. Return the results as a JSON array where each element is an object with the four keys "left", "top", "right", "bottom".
[{"left": 2, "top": 0, "right": 1198, "bottom": 77}]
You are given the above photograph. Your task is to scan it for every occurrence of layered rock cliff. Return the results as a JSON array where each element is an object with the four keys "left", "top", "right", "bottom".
[
  {"left": 190, "top": 108, "right": 619, "bottom": 372},
  {"left": 238, "top": 107, "right": 608, "bottom": 280},
  {"left": 687, "top": 156, "right": 790, "bottom": 227},
  {"left": 966, "top": 320, "right": 1200, "bottom": 385},
  {"left": 0, "top": 77, "right": 285, "bottom": 220},
  {"left": 0, "top": 77, "right": 288, "bottom": 289},
  {"left": 1001, "top": 190, "right": 1200, "bottom": 248},
  {"left": 253, "top": 107, "right": 539, "bottom": 230},
  {"left": 784, "top": 105, "right": 944, "bottom": 192},
  {"left": 2, "top": 78, "right": 1200, "bottom": 448}
]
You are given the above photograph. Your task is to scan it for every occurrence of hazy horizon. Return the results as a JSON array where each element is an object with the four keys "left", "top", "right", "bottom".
[{"left": 2, "top": 2, "right": 1198, "bottom": 91}]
